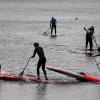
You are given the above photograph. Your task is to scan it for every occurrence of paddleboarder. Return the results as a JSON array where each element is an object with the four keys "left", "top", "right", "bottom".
[
  {"left": 31, "top": 42, "right": 48, "bottom": 80},
  {"left": 50, "top": 17, "right": 57, "bottom": 36},
  {"left": 84, "top": 26, "right": 95, "bottom": 52}
]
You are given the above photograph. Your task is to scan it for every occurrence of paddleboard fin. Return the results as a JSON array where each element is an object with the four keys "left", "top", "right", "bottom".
[{"left": 76, "top": 72, "right": 88, "bottom": 82}]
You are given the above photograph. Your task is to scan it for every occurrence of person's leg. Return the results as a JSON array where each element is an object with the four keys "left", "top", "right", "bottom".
[
  {"left": 89, "top": 38, "right": 93, "bottom": 51},
  {"left": 37, "top": 60, "right": 42, "bottom": 79},
  {"left": 51, "top": 26, "right": 53, "bottom": 35},
  {"left": 42, "top": 59, "right": 48, "bottom": 80},
  {"left": 85, "top": 36, "right": 88, "bottom": 51},
  {"left": 54, "top": 25, "right": 56, "bottom": 35}
]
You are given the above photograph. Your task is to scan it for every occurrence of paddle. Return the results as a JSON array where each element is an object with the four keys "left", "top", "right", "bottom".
[
  {"left": 92, "top": 37, "right": 100, "bottom": 52},
  {"left": 93, "top": 56, "right": 100, "bottom": 71},
  {"left": 43, "top": 28, "right": 51, "bottom": 34},
  {"left": 19, "top": 57, "right": 31, "bottom": 78}
]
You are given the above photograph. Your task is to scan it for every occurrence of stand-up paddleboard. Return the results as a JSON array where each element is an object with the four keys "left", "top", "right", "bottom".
[
  {"left": 50, "top": 35, "right": 57, "bottom": 38},
  {"left": 0, "top": 69, "right": 66, "bottom": 84},
  {"left": 85, "top": 48, "right": 98, "bottom": 51},
  {"left": 46, "top": 66, "right": 100, "bottom": 82},
  {"left": 84, "top": 51, "right": 93, "bottom": 56},
  {"left": 84, "top": 48, "right": 99, "bottom": 54},
  {"left": 46, "top": 66, "right": 87, "bottom": 82}
]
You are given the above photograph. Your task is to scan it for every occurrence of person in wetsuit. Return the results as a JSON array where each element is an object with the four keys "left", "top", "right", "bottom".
[
  {"left": 50, "top": 17, "right": 57, "bottom": 36},
  {"left": 84, "top": 26, "right": 94, "bottom": 52},
  {"left": 31, "top": 42, "right": 48, "bottom": 80}
]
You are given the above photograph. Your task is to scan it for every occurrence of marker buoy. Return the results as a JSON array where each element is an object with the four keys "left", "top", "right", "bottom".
[{"left": 75, "top": 17, "right": 78, "bottom": 20}]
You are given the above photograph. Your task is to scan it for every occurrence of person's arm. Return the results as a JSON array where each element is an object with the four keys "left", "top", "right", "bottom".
[
  {"left": 84, "top": 27, "right": 88, "bottom": 32},
  {"left": 89, "top": 29, "right": 94, "bottom": 38},
  {"left": 91, "top": 32, "right": 94, "bottom": 38},
  {"left": 31, "top": 49, "right": 36, "bottom": 58},
  {"left": 91, "top": 30, "right": 95, "bottom": 37},
  {"left": 84, "top": 27, "right": 94, "bottom": 37},
  {"left": 55, "top": 19, "right": 57, "bottom": 24}
]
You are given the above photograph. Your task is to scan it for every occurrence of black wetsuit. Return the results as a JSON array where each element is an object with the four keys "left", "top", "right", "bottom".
[
  {"left": 86, "top": 31, "right": 93, "bottom": 50},
  {"left": 31, "top": 47, "right": 48, "bottom": 80}
]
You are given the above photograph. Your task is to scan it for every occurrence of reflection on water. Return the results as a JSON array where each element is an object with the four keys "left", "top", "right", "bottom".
[{"left": 36, "top": 83, "right": 47, "bottom": 100}]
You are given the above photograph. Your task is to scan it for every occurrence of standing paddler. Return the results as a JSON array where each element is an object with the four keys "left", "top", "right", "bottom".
[
  {"left": 50, "top": 17, "right": 57, "bottom": 36},
  {"left": 31, "top": 42, "right": 48, "bottom": 80},
  {"left": 84, "top": 26, "right": 95, "bottom": 52}
]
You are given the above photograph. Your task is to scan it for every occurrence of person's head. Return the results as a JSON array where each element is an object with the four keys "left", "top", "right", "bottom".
[
  {"left": 34, "top": 42, "right": 39, "bottom": 48},
  {"left": 88, "top": 26, "right": 94, "bottom": 31},
  {"left": 52, "top": 17, "right": 54, "bottom": 19},
  {"left": 91, "top": 26, "right": 94, "bottom": 29}
]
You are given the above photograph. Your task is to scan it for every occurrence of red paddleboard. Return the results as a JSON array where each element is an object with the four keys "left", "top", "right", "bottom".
[
  {"left": 46, "top": 66, "right": 100, "bottom": 82},
  {"left": 83, "top": 75, "right": 100, "bottom": 82},
  {"left": 0, "top": 70, "right": 66, "bottom": 84}
]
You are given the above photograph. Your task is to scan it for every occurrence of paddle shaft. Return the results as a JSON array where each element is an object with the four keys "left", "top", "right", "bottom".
[
  {"left": 93, "top": 37, "right": 99, "bottom": 47},
  {"left": 23, "top": 58, "right": 31, "bottom": 72},
  {"left": 44, "top": 28, "right": 51, "bottom": 34},
  {"left": 19, "top": 57, "right": 31, "bottom": 77},
  {"left": 93, "top": 57, "right": 100, "bottom": 71}
]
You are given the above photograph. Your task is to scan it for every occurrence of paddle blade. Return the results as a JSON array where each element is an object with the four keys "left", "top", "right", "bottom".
[
  {"left": 44, "top": 32, "right": 46, "bottom": 34},
  {"left": 19, "top": 71, "right": 24, "bottom": 78}
]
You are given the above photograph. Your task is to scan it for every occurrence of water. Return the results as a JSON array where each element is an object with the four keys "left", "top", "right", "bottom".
[{"left": 0, "top": 0, "right": 100, "bottom": 100}]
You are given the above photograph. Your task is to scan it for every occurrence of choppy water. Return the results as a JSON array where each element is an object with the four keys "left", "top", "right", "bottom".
[{"left": 0, "top": 0, "right": 100, "bottom": 100}]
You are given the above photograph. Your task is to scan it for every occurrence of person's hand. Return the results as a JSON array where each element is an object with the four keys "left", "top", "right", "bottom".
[
  {"left": 30, "top": 56, "right": 34, "bottom": 58},
  {"left": 92, "top": 36, "right": 95, "bottom": 39}
]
